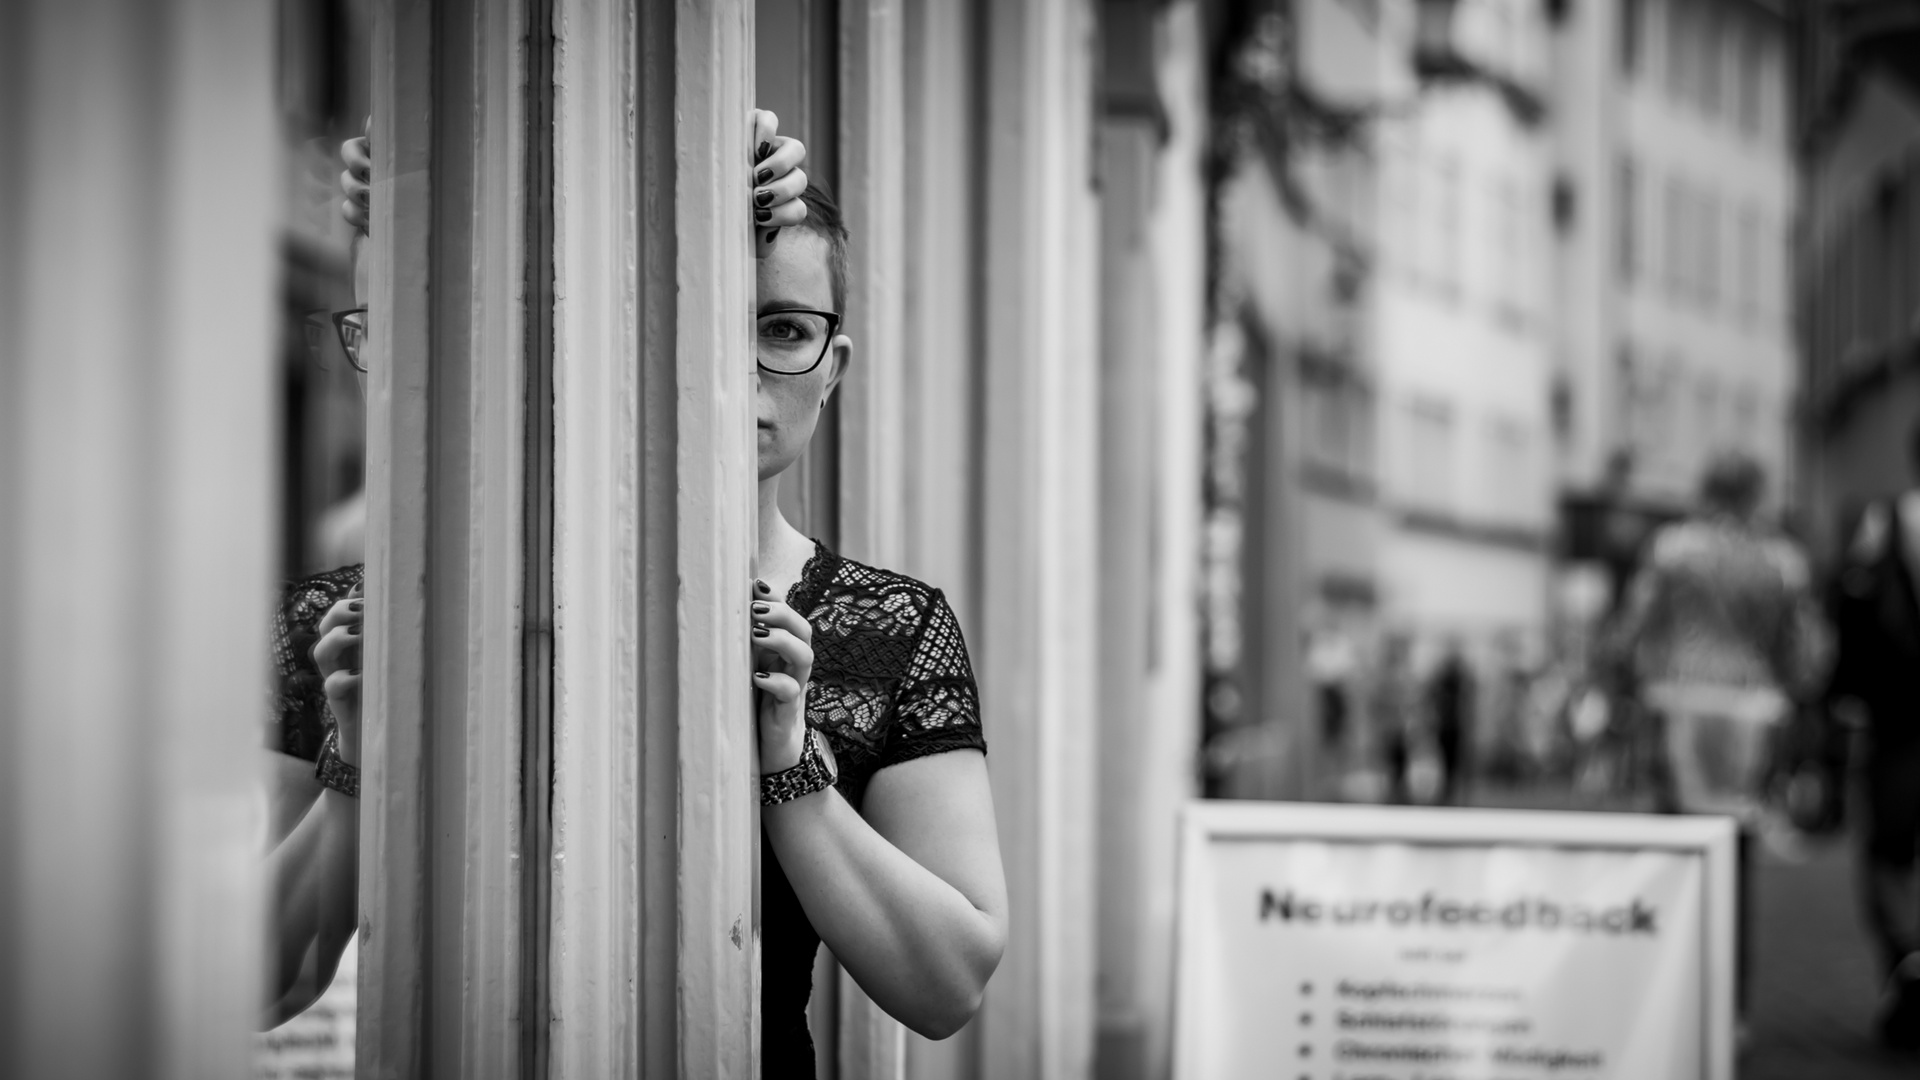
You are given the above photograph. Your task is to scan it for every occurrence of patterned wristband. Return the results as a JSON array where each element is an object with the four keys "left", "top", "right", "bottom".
[
  {"left": 760, "top": 727, "right": 836, "bottom": 806},
  {"left": 316, "top": 726, "right": 360, "bottom": 798}
]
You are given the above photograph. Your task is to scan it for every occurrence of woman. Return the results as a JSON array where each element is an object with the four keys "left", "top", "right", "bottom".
[
  {"left": 268, "top": 115, "right": 1008, "bottom": 1075},
  {"left": 745, "top": 183, "right": 1008, "bottom": 1067}
]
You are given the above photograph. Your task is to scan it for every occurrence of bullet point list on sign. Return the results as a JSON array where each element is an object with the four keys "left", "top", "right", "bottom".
[
  {"left": 1299, "top": 1043, "right": 1311, "bottom": 1058},
  {"left": 1300, "top": 1011, "right": 1312, "bottom": 1025},
  {"left": 1300, "top": 981, "right": 1313, "bottom": 995}
]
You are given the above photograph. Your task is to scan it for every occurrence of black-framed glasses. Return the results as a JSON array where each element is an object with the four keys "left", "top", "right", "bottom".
[
  {"left": 757, "top": 308, "right": 839, "bottom": 376},
  {"left": 303, "top": 307, "right": 368, "bottom": 373}
]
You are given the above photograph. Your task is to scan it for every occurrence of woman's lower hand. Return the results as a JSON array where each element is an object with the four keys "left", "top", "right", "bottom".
[
  {"left": 312, "top": 583, "right": 365, "bottom": 766},
  {"left": 750, "top": 582, "right": 814, "bottom": 772}
]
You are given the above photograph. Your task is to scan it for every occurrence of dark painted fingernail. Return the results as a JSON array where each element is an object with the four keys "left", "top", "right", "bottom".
[
  {"left": 752, "top": 602, "right": 770, "bottom": 615},
  {"left": 756, "top": 208, "right": 772, "bottom": 223},
  {"left": 348, "top": 668, "right": 361, "bottom": 676},
  {"left": 755, "top": 579, "right": 770, "bottom": 594},
  {"left": 757, "top": 141, "right": 772, "bottom": 163},
  {"left": 347, "top": 625, "right": 361, "bottom": 636},
  {"left": 349, "top": 600, "right": 363, "bottom": 612},
  {"left": 764, "top": 228, "right": 781, "bottom": 245},
  {"left": 753, "top": 625, "right": 771, "bottom": 638},
  {"left": 755, "top": 167, "right": 773, "bottom": 186},
  {"left": 755, "top": 189, "right": 774, "bottom": 207},
  {"left": 753, "top": 670, "right": 770, "bottom": 680}
]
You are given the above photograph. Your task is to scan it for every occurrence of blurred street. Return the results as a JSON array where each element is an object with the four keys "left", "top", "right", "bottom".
[
  {"left": 1469, "top": 779, "right": 1919, "bottom": 1079},
  {"left": 1745, "top": 838, "right": 1916, "bottom": 1080}
]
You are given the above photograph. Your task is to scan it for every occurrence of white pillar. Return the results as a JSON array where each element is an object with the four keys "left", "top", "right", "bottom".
[
  {"left": 977, "top": 0, "right": 1103, "bottom": 1076},
  {"left": 549, "top": 0, "right": 759, "bottom": 1076},
  {"left": 0, "top": 1, "right": 275, "bottom": 1076}
]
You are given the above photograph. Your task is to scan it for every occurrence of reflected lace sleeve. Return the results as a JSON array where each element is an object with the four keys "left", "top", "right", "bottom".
[
  {"left": 878, "top": 589, "right": 986, "bottom": 768},
  {"left": 269, "top": 565, "right": 363, "bottom": 762}
]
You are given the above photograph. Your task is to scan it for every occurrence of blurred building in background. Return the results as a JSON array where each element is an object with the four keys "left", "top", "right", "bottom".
[
  {"left": 1374, "top": 0, "right": 1556, "bottom": 685},
  {"left": 1552, "top": 0, "right": 1799, "bottom": 611},
  {"left": 1795, "top": 0, "right": 1920, "bottom": 558}
]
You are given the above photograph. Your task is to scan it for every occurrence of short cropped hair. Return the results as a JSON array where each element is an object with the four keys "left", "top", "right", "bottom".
[{"left": 792, "top": 181, "right": 850, "bottom": 314}]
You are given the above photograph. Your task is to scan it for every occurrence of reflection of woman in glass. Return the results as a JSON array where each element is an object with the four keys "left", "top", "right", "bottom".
[
  {"left": 748, "top": 189, "right": 1007, "bottom": 1071},
  {"left": 260, "top": 113, "right": 819, "bottom": 1026}
]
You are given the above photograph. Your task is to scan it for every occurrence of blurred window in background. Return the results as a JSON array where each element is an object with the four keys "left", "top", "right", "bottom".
[
  {"left": 1736, "top": 205, "right": 1759, "bottom": 322},
  {"left": 1667, "top": 0, "right": 1691, "bottom": 105},
  {"left": 1665, "top": 173, "right": 1689, "bottom": 302},
  {"left": 1699, "top": 190, "right": 1719, "bottom": 312},
  {"left": 1735, "top": 14, "right": 1762, "bottom": 137},
  {"left": 1615, "top": 345, "right": 1639, "bottom": 450},
  {"left": 1493, "top": 175, "right": 1525, "bottom": 326},
  {"left": 1698, "top": 0, "right": 1722, "bottom": 119},
  {"left": 1431, "top": 154, "right": 1463, "bottom": 301},
  {"left": 1405, "top": 395, "right": 1458, "bottom": 513},
  {"left": 1483, "top": 415, "right": 1537, "bottom": 525},
  {"left": 1619, "top": 0, "right": 1643, "bottom": 78},
  {"left": 1617, "top": 154, "right": 1640, "bottom": 286}
]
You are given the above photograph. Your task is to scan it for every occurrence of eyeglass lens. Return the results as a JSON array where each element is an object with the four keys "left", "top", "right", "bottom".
[
  {"left": 335, "top": 310, "right": 367, "bottom": 373},
  {"left": 757, "top": 311, "right": 833, "bottom": 375}
]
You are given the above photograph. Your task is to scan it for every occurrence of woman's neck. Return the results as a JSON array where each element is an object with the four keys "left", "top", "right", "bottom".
[{"left": 757, "top": 474, "right": 815, "bottom": 591}]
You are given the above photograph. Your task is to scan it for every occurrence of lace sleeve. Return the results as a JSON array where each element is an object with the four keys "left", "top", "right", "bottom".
[
  {"left": 269, "top": 565, "right": 363, "bottom": 761},
  {"left": 878, "top": 589, "right": 985, "bottom": 768}
]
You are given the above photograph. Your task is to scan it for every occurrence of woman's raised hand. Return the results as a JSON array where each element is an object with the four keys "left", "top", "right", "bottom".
[
  {"left": 750, "top": 581, "right": 820, "bottom": 773},
  {"left": 340, "top": 118, "right": 371, "bottom": 234},
  {"left": 312, "top": 583, "right": 364, "bottom": 766},
  {"left": 751, "top": 109, "right": 808, "bottom": 252}
]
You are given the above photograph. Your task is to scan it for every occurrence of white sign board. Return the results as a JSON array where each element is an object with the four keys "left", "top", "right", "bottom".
[{"left": 1175, "top": 803, "right": 1735, "bottom": 1080}]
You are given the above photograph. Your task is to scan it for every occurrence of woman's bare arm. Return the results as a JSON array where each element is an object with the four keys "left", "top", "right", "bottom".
[{"left": 762, "top": 749, "right": 1007, "bottom": 1039}]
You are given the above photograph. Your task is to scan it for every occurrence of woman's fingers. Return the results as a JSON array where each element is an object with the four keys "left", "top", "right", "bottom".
[
  {"left": 754, "top": 135, "right": 806, "bottom": 187},
  {"left": 752, "top": 626, "right": 814, "bottom": 679},
  {"left": 315, "top": 595, "right": 364, "bottom": 638},
  {"left": 752, "top": 669, "right": 804, "bottom": 704},
  {"left": 341, "top": 136, "right": 372, "bottom": 183},
  {"left": 751, "top": 109, "right": 780, "bottom": 165},
  {"left": 312, "top": 624, "right": 362, "bottom": 679},
  {"left": 757, "top": 196, "right": 808, "bottom": 229},
  {"left": 754, "top": 165, "right": 808, "bottom": 213},
  {"left": 341, "top": 136, "right": 371, "bottom": 231},
  {"left": 323, "top": 668, "right": 363, "bottom": 705},
  {"left": 749, "top": 597, "right": 812, "bottom": 642}
]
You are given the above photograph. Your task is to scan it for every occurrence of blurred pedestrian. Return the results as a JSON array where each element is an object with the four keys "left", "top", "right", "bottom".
[
  {"left": 1371, "top": 633, "right": 1420, "bottom": 804},
  {"left": 1429, "top": 641, "right": 1473, "bottom": 804},
  {"left": 1828, "top": 419, "right": 1920, "bottom": 1051},
  {"left": 1613, "top": 450, "right": 1829, "bottom": 1027}
]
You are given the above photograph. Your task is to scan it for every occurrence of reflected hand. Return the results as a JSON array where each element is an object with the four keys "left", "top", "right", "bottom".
[
  {"left": 751, "top": 109, "right": 808, "bottom": 253},
  {"left": 750, "top": 582, "right": 822, "bottom": 774},
  {"left": 312, "top": 583, "right": 364, "bottom": 766},
  {"left": 340, "top": 118, "right": 371, "bottom": 234}
]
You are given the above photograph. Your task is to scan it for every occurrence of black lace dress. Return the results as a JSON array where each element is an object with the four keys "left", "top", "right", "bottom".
[
  {"left": 763, "top": 542, "right": 987, "bottom": 1076},
  {"left": 269, "top": 564, "right": 364, "bottom": 761}
]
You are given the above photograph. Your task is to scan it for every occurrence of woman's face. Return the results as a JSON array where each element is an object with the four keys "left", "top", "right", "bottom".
[{"left": 756, "top": 230, "right": 850, "bottom": 482}]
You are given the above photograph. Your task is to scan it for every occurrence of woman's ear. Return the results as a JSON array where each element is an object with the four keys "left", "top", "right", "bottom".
[{"left": 821, "top": 334, "right": 853, "bottom": 407}]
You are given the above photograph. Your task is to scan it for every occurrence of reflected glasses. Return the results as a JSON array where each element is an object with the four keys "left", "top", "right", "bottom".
[
  {"left": 757, "top": 308, "right": 839, "bottom": 376},
  {"left": 304, "top": 307, "right": 368, "bottom": 373}
]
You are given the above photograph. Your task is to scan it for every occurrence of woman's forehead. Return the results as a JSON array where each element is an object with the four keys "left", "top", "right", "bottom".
[{"left": 757, "top": 231, "right": 834, "bottom": 311}]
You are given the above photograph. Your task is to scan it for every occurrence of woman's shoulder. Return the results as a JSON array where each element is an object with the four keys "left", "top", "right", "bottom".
[
  {"left": 802, "top": 545, "right": 952, "bottom": 638},
  {"left": 279, "top": 564, "right": 365, "bottom": 628},
  {"left": 273, "top": 565, "right": 362, "bottom": 668}
]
